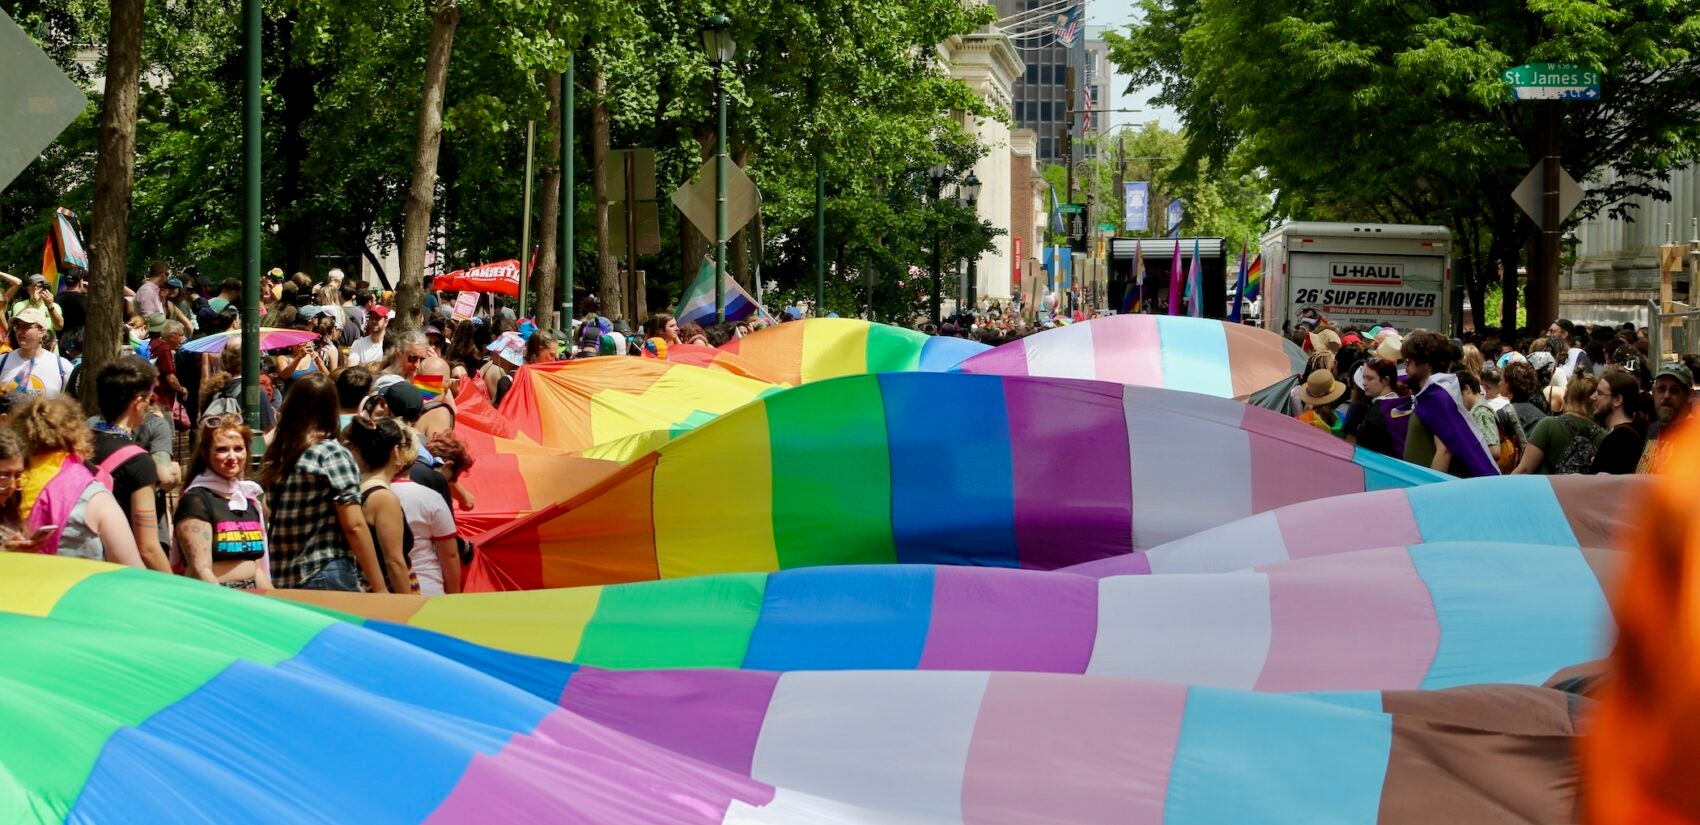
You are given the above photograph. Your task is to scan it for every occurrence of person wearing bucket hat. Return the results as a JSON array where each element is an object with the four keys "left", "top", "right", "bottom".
[
  {"left": 479, "top": 331, "right": 525, "bottom": 406},
  {"left": 1305, "top": 327, "right": 1342, "bottom": 354},
  {"left": 1374, "top": 332, "right": 1404, "bottom": 364},
  {"left": 1296, "top": 369, "right": 1346, "bottom": 435}
]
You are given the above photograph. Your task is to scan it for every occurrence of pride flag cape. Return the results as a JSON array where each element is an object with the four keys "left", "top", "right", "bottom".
[
  {"left": 676, "top": 255, "right": 774, "bottom": 327},
  {"left": 1166, "top": 239, "right": 1183, "bottom": 315},
  {"left": 462, "top": 373, "right": 1446, "bottom": 592},
  {"left": 39, "top": 207, "right": 87, "bottom": 292},
  {"left": 954, "top": 315, "right": 1305, "bottom": 412},
  {"left": 1382, "top": 374, "right": 1501, "bottom": 478}
]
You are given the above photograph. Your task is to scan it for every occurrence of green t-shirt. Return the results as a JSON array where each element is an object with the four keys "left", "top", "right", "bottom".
[
  {"left": 1468, "top": 403, "right": 1500, "bottom": 448},
  {"left": 1527, "top": 413, "right": 1603, "bottom": 474},
  {"left": 9, "top": 299, "right": 58, "bottom": 331}
]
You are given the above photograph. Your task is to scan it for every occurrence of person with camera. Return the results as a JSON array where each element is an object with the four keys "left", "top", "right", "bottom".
[{"left": 10, "top": 274, "right": 63, "bottom": 334}]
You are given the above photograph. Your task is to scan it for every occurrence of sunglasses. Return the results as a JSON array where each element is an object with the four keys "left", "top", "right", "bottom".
[
  {"left": 406, "top": 355, "right": 424, "bottom": 364},
  {"left": 202, "top": 413, "right": 241, "bottom": 429}
]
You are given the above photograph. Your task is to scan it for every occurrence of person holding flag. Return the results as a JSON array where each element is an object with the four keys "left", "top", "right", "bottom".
[{"left": 1229, "top": 243, "right": 1249, "bottom": 323}]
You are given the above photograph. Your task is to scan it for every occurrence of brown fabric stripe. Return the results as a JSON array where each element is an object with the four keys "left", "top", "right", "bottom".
[
  {"left": 1378, "top": 685, "right": 1588, "bottom": 824},
  {"left": 1549, "top": 475, "right": 1651, "bottom": 550},
  {"left": 1221, "top": 322, "right": 1303, "bottom": 401},
  {"left": 267, "top": 589, "right": 428, "bottom": 623}
]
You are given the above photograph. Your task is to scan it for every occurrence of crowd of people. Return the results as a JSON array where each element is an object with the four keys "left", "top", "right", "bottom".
[
  {"left": 0, "top": 256, "right": 1689, "bottom": 589},
  {"left": 1283, "top": 317, "right": 1696, "bottom": 478}
]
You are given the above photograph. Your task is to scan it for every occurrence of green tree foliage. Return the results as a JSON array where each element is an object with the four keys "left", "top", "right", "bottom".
[
  {"left": 1108, "top": 0, "right": 1700, "bottom": 330},
  {"left": 4, "top": 0, "right": 1000, "bottom": 327}
]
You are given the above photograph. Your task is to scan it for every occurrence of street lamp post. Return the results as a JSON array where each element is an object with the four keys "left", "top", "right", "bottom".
[
  {"left": 926, "top": 165, "right": 947, "bottom": 326},
  {"left": 701, "top": 13, "right": 735, "bottom": 322},
  {"left": 959, "top": 172, "right": 981, "bottom": 319}
]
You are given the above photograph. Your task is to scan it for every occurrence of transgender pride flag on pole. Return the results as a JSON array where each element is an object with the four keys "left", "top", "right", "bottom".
[{"left": 675, "top": 256, "right": 774, "bottom": 327}]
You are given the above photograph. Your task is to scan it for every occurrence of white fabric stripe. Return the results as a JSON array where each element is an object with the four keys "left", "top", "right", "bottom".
[
  {"left": 1143, "top": 511, "right": 1291, "bottom": 573},
  {"left": 722, "top": 788, "right": 904, "bottom": 824},
  {"left": 1126, "top": 389, "right": 1255, "bottom": 550},
  {"left": 1087, "top": 571, "right": 1272, "bottom": 688},
  {"left": 1022, "top": 320, "right": 1097, "bottom": 380},
  {"left": 750, "top": 671, "right": 989, "bottom": 823}
]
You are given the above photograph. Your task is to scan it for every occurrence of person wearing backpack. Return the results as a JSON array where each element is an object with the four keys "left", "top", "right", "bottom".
[
  {"left": 12, "top": 395, "right": 143, "bottom": 566},
  {"left": 87, "top": 357, "right": 173, "bottom": 572},
  {"left": 1514, "top": 374, "right": 1605, "bottom": 475}
]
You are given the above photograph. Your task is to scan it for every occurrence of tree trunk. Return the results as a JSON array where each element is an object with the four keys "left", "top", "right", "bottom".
[
  {"left": 81, "top": 0, "right": 146, "bottom": 410},
  {"left": 533, "top": 71, "right": 563, "bottom": 331},
  {"left": 592, "top": 64, "right": 620, "bottom": 319},
  {"left": 394, "top": 0, "right": 461, "bottom": 335}
]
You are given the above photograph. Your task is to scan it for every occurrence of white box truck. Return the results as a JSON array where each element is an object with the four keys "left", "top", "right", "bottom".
[{"left": 1259, "top": 222, "right": 1452, "bottom": 335}]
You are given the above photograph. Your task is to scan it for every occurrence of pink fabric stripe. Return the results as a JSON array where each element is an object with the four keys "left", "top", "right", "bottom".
[
  {"left": 1276, "top": 489, "right": 1422, "bottom": 561},
  {"left": 1089, "top": 315, "right": 1165, "bottom": 387},
  {"left": 427, "top": 709, "right": 773, "bottom": 824},
  {"left": 1253, "top": 546, "right": 1441, "bottom": 691},
  {"left": 961, "top": 673, "right": 1188, "bottom": 825},
  {"left": 1060, "top": 551, "right": 1152, "bottom": 578},
  {"left": 919, "top": 566, "right": 1099, "bottom": 672},
  {"left": 1244, "top": 407, "right": 1365, "bottom": 514},
  {"left": 957, "top": 339, "right": 1032, "bottom": 377},
  {"left": 559, "top": 668, "right": 781, "bottom": 775}
]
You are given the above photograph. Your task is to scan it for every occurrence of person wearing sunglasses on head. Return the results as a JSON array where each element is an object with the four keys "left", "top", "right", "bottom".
[
  {"left": 175, "top": 416, "right": 270, "bottom": 589},
  {"left": 86, "top": 357, "right": 173, "bottom": 573},
  {"left": 372, "top": 331, "right": 429, "bottom": 394}
]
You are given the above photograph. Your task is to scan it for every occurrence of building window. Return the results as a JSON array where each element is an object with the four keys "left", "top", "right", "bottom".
[
  {"left": 1025, "top": 64, "right": 1037, "bottom": 83},
  {"left": 1040, "top": 137, "right": 1053, "bottom": 158},
  {"left": 1039, "top": 64, "right": 1052, "bottom": 84}
]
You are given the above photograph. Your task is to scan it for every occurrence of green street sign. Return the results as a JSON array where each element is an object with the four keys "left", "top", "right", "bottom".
[
  {"left": 1057, "top": 203, "right": 1085, "bottom": 215},
  {"left": 1502, "top": 63, "right": 1601, "bottom": 101},
  {"left": 1096, "top": 223, "right": 1116, "bottom": 233}
]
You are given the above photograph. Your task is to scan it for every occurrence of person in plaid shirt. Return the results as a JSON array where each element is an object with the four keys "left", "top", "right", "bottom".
[{"left": 257, "top": 373, "right": 387, "bottom": 590}]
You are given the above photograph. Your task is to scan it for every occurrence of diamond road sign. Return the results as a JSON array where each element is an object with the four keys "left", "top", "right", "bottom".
[
  {"left": 671, "top": 157, "right": 760, "bottom": 242},
  {"left": 1503, "top": 62, "right": 1602, "bottom": 101},
  {"left": 0, "top": 9, "right": 90, "bottom": 192}
]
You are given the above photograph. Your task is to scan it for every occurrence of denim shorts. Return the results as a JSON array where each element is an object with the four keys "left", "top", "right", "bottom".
[{"left": 296, "top": 557, "right": 362, "bottom": 592}]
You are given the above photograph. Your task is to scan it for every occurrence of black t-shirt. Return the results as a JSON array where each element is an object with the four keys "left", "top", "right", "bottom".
[
  {"left": 58, "top": 291, "right": 87, "bottom": 337},
  {"left": 91, "top": 428, "right": 157, "bottom": 518},
  {"left": 174, "top": 487, "right": 266, "bottom": 561},
  {"left": 1591, "top": 423, "right": 1646, "bottom": 475},
  {"left": 409, "top": 459, "right": 452, "bottom": 506}
]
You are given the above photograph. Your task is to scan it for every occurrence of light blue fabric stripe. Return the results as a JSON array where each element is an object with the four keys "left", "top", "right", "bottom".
[
  {"left": 1164, "top": 686, "right": 1392, "bottom": 825},
  {"left": 1353, "top": 447, "right": 1448, "bottom": 491},
  {"left": 1290, "top": 690, "right": 1386, "bottom": 713},
  {"left": 1155, "top": 316, "right": 1234, "bottom": 398},
  {"left": 1407, "top": 476, "right": 1578, "bottom": 545},
  {"left": 1409, "top": 542, "right": 1613, "bottom": 689}
]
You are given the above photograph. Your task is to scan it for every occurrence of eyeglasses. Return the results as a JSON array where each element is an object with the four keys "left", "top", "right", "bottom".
[
  {"left": 406, "top": 355, "right": 425, "bottom": 363},
  {"left": 0, "top": 472, "right": 18, "bottom": 484}
]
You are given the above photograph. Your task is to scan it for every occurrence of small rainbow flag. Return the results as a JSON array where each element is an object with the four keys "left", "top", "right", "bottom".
[
  {"left": 412, "top": 375, "right": 446, "bottom": 403},
  {"left": 39, "top": 208, "right": 87, "bottom": 292},
  {"left": 1245, "top": 254, "right": 1263, "bottom": 302}
]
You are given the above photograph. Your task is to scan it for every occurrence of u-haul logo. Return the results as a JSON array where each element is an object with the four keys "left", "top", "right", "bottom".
[{"left": 1329, "top": 262, "right": 1403, "bottom": 286}]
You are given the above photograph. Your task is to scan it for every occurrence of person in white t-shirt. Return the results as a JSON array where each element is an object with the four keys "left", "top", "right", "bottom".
[
  {"left": 391, "top": 477, "right": 459, "bottom": 594},
  {"left": 346, "top": 305, "right": 389, "bottom": 366},
  {"left": 0, "top": 308, "right": 74, "bottom": 398}
]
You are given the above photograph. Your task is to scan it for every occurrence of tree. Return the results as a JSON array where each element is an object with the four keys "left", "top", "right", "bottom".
[
  {"left": 1109, "top": 0, "right": 1700, "bottom": 333},
  {"left": 82, "top": 0, "right": 146, "bottom": 406},
  {"left": 393, "top": 0, "right": 461, "bottom": 333}
]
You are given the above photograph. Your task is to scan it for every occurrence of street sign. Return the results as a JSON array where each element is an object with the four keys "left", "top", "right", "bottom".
[
  {"left": 672, "top": 157, "right": 760, "bottom": 242},
  {"left": 1056, "top": 203, "right": 1085, "bottom": 216},
  {"left": 1511, "top": 163, "right": 1584, "bottom": 228},
  {"left": 610, "top": 200, "right": 661, "bottom": 257},
  {"left": 1503, "top": 63, "right": 1602, "bottom": 101},
  {"left": 605, "top": 148, "right": 657, "bottom": 202},
  {"left": 0, "top": 9, "right": 89, "bottom": 192},
  {"left": 1096, "top": 223, "right": 1116, "bottom": 233}
]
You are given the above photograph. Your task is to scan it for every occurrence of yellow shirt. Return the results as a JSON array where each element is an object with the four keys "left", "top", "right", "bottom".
[{"left": 18, "top": 451, "right": 68, "bottom": 521}]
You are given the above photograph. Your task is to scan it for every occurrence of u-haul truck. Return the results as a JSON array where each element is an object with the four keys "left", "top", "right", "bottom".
[{"left": 1259, "top": 222, "right": 1451, "bottom": 335}]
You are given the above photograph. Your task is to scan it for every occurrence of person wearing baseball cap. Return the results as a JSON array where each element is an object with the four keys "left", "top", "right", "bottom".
[
  {"left": 1638, "top": 362, "right": 1696, "bottom": 474},
  {"left": 0, "top": 307, "right": 74, "bottom": 398},
  {"left": 10, "top": 273, "right": 63, "bottom": 333},
  {"left": 347, "top": 304, "right": 391, "bottom": 367}
]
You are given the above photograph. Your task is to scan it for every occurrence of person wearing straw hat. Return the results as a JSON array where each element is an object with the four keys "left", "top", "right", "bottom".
[{"left": 1297, "top": 369, "right": 1347, "bottom": 435}]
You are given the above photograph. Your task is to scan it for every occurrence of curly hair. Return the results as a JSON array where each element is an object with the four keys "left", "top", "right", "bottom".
[
  {"left": 11, "top": 396, "right": 93, "bottom": 459},
  {"left": 1401, "top": 330, "right": 1457, "bottom": 372},
  {"left": 1503, "top": 360, "right": 1540, "bottom": 403},
  {"left": 425, "top": 431, "right": 475, "bottom": 481}
]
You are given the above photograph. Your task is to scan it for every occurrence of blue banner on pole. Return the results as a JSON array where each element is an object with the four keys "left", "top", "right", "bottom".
[
  {"left": 1166, "top": 199, "right": 1184, "bottom": 236},
  {"left": 1125, "top": 181, "right": 1149, "bottom": 232}
]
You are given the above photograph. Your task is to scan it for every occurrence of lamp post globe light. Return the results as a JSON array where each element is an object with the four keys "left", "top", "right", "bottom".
[
  {"left": 702, "top": 13, "right": 735, "bottom": 321},
  {"left": 960, "top": 172, "right": 981, "bottom": 319},
  {"left": 927, "top": 164, "right": 948, "bottom": 326}
]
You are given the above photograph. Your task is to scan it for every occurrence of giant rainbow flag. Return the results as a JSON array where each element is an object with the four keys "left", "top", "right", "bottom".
[
  {"left": 953, "top": 315, "right": 1305, "bottom": 410},
  {"left": 463, "top": 373, "right": 1445, "bottom": 591},
  {"left": 716, "top": 318, "right": 990, "bottom": 386}
]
